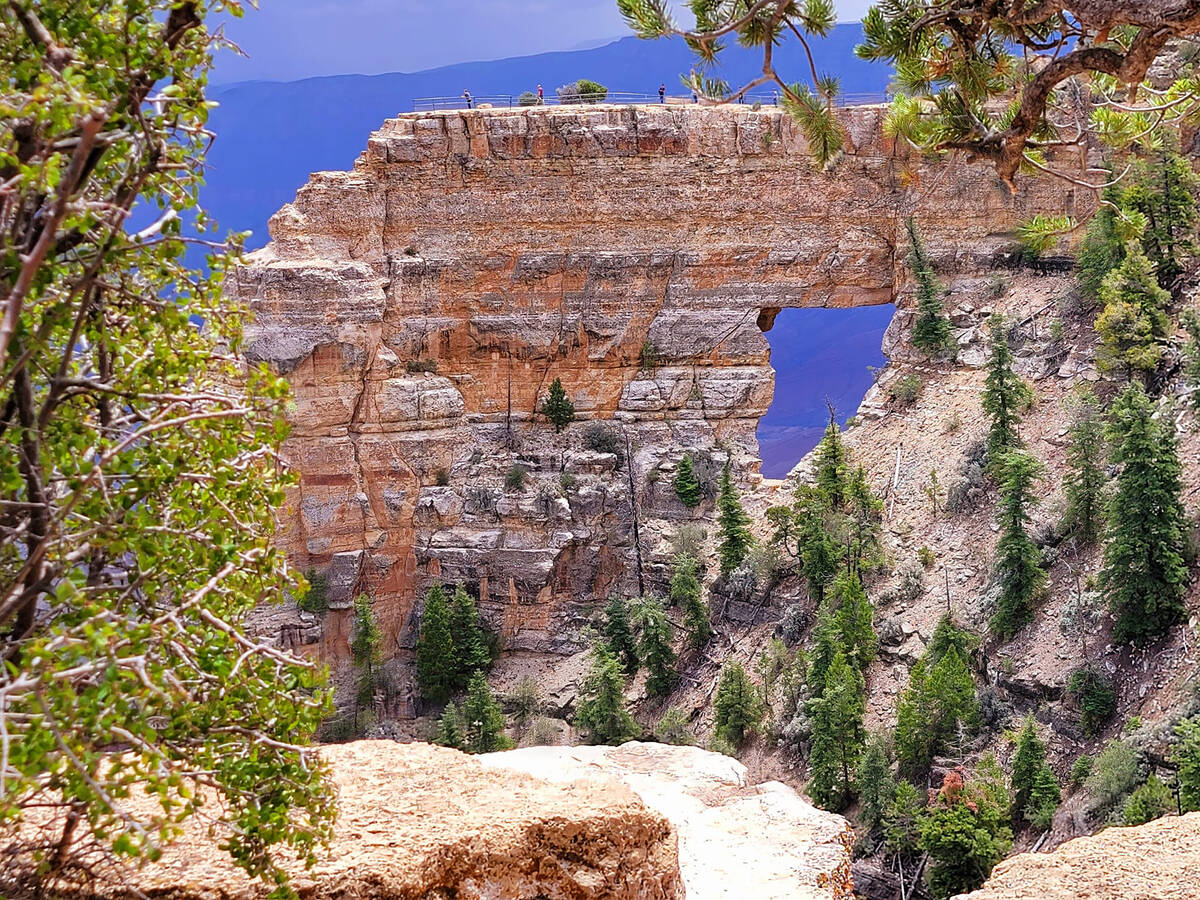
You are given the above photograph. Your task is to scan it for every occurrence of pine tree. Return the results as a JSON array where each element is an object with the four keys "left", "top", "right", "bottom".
[
  {"left": 449, "top": 585, "right": 491, "bottom": 688},
  {"left": 634, "top": 595, "right": 677, "bottom": 698},
  {"left": 714, "top": 661, "right": 763, "bottom": 748},
  {"left": 990, "top": 449, "right": 1045, "bottom": 640},
  {"left": 883, "top": 780, "right": 925, "bottom": 857},
  {"left": 350, "top": 593, "right": 383, "bottom": 721},
  {"left": 981, "top": 314, "right": 1032, "bottom": 463},
  {"left": 463, "top": 671, "right": 510, "bottom": 753},
  {"left": 807, "top": 600, "right": 840, "bottom": 695},
  {"left": 416, "top": 584, "right": 458, "bottom": 704},
  {"left": 541, "top": 376, "right": 576, "bottom": 432},
  {"left": 844, "top": 465, "right": 884, "bottom": 574},
  {"left": 1122, "top": 775, "right": 1173, "bottom": 825},
  {"left": 435, "top": 701, "right": 465, "bottom": 750},
  {"left": 1011, "top": 716, "right": 1058, "bottom": 827},
  {"left": 1025, "top": 765, "right": 1061, "bottom": 831},
  {"left": 1120, "top": 149, "right": 1200, "bottom": 285},
  {"left": 1102, "top": 383, "right": 1188, "bottom": 645},
  {"left": 856, "top": 733, "right": 897, "bottom": 831},
  {"left": 671, "top": 553, "right": 712, "bottom": 647},
  {"left": 807, "top": 650, "right": 867, "bottom": 811},
  {"left": 1170, "top": 717, "right": 1200, "bottom": 813},
  {"left": 602, "top": 595, "right": 640, "bottom": 675},
  {"left": 906, "top": 217, "right": 952, "bottom": 355},
  {"left": 716, "top": 461, "right": 753, "bottom": 576},
  {"left": 895, "top": 621, "right": 979, "bottom": 778},
  {"left": 673, "top": 453, "right": 703, "bottom": 508},
  {"left": 815, "top": 404, "right": 848, "bottom": 508},
  {"left": 831, "top": 569, "right": 878, "bottom": 672},
  {"left": 1182, "top": 310, "right": 1200, "bottom": 409},
  {"left": 1062, "top": 390, "right": 1107, "bottom": 542},
  {"left": 575, "top": 644, "right": 639, "bottom": 745},
  {"left": 1095, "top": 246, "right": 1172, "bottom": 380}
]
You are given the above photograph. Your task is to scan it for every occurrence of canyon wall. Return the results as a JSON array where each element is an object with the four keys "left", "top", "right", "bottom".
[{"left": 231, "top": 103, "right": 1088, "bottom": 692}]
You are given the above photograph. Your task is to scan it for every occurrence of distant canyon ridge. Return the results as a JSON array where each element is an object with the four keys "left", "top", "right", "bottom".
[{"left": 230, "top": 103, "right": 1089, "bottom": 698}]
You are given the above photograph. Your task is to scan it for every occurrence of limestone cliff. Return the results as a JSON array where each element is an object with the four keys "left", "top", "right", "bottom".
[{"left": 231, "top": 104, "right": 1087, "bottom": 694}]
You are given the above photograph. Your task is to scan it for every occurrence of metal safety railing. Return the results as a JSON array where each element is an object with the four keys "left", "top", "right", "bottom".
[{"left": 412, "top": 89, "right": 891, "bottom": 113}]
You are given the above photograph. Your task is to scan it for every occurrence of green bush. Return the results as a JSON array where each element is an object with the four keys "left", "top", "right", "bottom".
[
  {"left": 557, "top": 78, "right": 607, "bottom": 103},
  {"left": 1123, "top": 775, "right": 1173, "bottom": 825},
  {"left": 434, "top": 467, "right": 451, "bottom": 486},
  {"left": 1084, "top": 740, "right": 1140, "bottom": 812},
  {"left": 918, "top": 546, "right": 935, "bottom": 568},
  {"left": 518, "top": 90, "right": 539, "bottom": 106},
  {"left": 298, "top": 568, "right": 329, "bottom": 615},
  {"left": 653, "top": 707, "right": 695, "bottom": 745},
  {"left": 505, "top": 464, "right": 527, "bottom": 492},
  {"left": 1071, "top": 754, "right": 1093, "bottom": 785},
  {"left": 406, "top": 358, "right": 437, "bottom": 374},
  {"left": 582, "top": 421, "right": 622, "bottom": 458},
  {"left": 890, "top": 373, "right": 923, "bottom": 407}
]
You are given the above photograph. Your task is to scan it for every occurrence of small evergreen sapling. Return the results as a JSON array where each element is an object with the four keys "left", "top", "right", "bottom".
[
  {"left": 541, "top": 377, "right": 576, "bottom": 432},
  {"left": 981, "top": 315, "right": 1033, "bottom": 465},
  {"left": 1011, "top": 716, "right": 1058, "bottom": 827},
  {"left": 575, "top": 644, "right": 639, "bottom": 745},
  {"left": 990, "top": 449, "right": 1045, "bottom": 640},
  {"left": 673, "top": 453, "right": 703, "bottom": 508},
  {"left": 633, "top": 595, "right": 678, "bottom": 698},
  {"left": 906, "top": 217, "right": 953, "bottom": 355},
  {"left": 449, "top": 585, "right": 491, "bottom": 686},
  {"left": 714, "top": 661, "right": 763, "bottom": 748},
  {"left": 1061, "top": 390, "right": 1107, "bottom": 542},
  {"left": 602, "top": 595, "right": 640, "bottom": 675},
  {"left": 1171, "top": 717, "right": 1200, "bottom": 813},
  {"left": 435, "top": 702, "right": 466, "bottom": 750},
  {"left": 463, "top": 671, "right": 511, "bottom": 753},
  {"left": 671, "top": 553, "right": 712, "bottom": 647},
  {"left": 351, "top": 593, "right": 383, "bottom": 723},
  {"left": 815, "top": 404, "right": 849, "bottom": 507},
  {"left": 856, "top": 733, "right": 898, "bottom": 832}
]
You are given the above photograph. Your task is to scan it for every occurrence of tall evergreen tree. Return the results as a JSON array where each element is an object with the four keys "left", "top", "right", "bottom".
[
  {"left": 673, "top": 453, "right": 703, "bottom": 508},
  {"left": 714, "top": 661, "right": 764, "bottom": 748},
  {"left": 416, "top": 584, "right": 458, "bottom": 704},
  {"left": 990, "top": 450, "right": 1045, "bottom": 640},
  {"left": 540, "top": 377, "right": 576, "bottom": 432},
  {"left": 1182, "top": 310, "right": 1200, "bottom": 410},
  {"left": 449, "top": 585, "right": 491, "bottom": 688},
  {"left": 1077, "top": 195, "right": 1126, "bottom": 302},
  {"left": 815, "top": 404, "right": 849, "bottom": 508},
  {"left": 1171, "top": 717, "right": 1200, "bottom": 813},
  {"left": 602, "top": 595, "right": 640, "bottom": 675},
  {"left": 906, "top": 217, "right": 953, "bottom": 355},
  {"left": 351, "top": 593, "right": 383, "bottom": 722},
  {"left": 1062, "top": 391, "right": 1108, "bottom": 543},
  {"left": 981, "top": 314, "right": 1032, "bottom": 464},
  {"left": 575, "top": 644, "right": 639, "bottom": 745},
  {"left": 716, "top": 462, "right": 753, "bottom": 576},
  {"left": 807, "top": 650, "right": 867, "bottom": 811},
  {"left": 634, "top": 596, "right": 678, "bottom": 698},
  {"left": 845, "top": 465, "right": 884, "bottom": 574},
  {"left": 1094, "top": 246, "right": 1172, "bottom": 380},
  {"left": 671, "top": 553, "right": 712, "bottom": 647},
  {"left": 463, "top": 671, "right": 510, "bottom": 753},
  {"left": 1102, "top": 383, "right": 1188, "bottom": 645},
  {"left": 831, "top": 570, "right": 878, "bottom": 672}
]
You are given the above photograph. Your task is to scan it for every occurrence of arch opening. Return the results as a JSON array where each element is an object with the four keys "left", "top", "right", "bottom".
[{"left": 756, "top": 304, "right": 895, "bottom": 479}]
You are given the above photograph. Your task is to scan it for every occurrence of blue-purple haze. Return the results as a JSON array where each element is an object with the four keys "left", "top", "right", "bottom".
[
  {"left": 214, "top": 1, "right": 874, "bottom": 83},
  {"left": 205, "top": 3, "right": 891, "bottom": 476}
]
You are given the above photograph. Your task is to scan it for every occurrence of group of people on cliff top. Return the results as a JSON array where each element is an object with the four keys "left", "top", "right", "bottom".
[{"left": 459, "top": 84, "right": 779, "bottom": 108}]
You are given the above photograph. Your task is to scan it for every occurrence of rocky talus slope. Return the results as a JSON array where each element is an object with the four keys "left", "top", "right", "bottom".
[
  {"left": 959, "top": 812, "right": 1200, "bottom": 900},
  {"left": 231, "top": 103, "right": 1086, "bottom": 699},
  {"left": 63, "top": 741, "right": 849, "bottom": 900}
]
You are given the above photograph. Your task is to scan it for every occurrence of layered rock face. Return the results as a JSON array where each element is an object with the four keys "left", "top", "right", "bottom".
[
  {"left": 66, "top": 741, "right": 851, "bottom": 900},
  {"left": 232, "top": 104, "right": 1087, "bottom": 687}
]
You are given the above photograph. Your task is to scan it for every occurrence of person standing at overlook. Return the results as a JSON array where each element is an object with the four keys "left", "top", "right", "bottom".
[
  {"left": 462, "top": 89, "right": 473, "bottom": 109},
  {"left": 659, "top": 83, "right": 665, "bottom": 102},
  {"left": 537, "top": 84, "right": 544, "bottom": 103}
]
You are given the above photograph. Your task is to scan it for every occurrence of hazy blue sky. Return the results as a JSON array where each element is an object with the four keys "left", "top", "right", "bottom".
[{"left": 215, "top": 0, "right": 873, "bottom": 83}]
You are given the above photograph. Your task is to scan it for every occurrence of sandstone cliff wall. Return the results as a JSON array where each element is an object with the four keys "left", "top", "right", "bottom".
[{"left": 232, "top": 104, "right": 1088, "bottom": 691}]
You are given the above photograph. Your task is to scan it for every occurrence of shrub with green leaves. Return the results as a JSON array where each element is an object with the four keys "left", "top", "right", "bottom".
[
  {"left": 1122, "top": 775, "right": 1173, "bottom": 826},
  {"left": 463, "top": 672, "right": 513, "bottom": 753},
  {"left": 1171, "top": 717, "right": 1200, "bottom": 813},
  {"left": 0, "top": 1, "right": 335, "bottom": 886},
  {"left": 906, "top": 218, "right": 952, "bottom": 355},
  {"left": 1067, "top": 668, "right": 1117, "bottom": 736},
  {"left": 1084, "top": 740, "right": 1141, "bottom": 812},
  {"left": 918, "top": 763, "right": 1013, "bottom": 900},
  {"left": 540, "top": 377, "right": 575, "bottom": 431}
]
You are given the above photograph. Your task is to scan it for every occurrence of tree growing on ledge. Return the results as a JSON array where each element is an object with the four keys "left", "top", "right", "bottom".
[
  {"left": 541, "top": 377, "right": 576, "bottom": 432},
  {"left": 981, "top": 315, "right": 1032, "bottom": 465},
  {"left": 351, "top": 593, "right": 384, "bottom": 725},
  {"left": 576, "top": 644, "right": 640, "bottom": 745},
  {"left": 416, "top": 585, "right": 458, "bottom": 703},
  {"left": 906, "top": 218, "right": 952, "bottom": 356},
  {"left": 0, "top": 0, "right": 334, "bottom": 888},
  {"left": 990, "top": 450, "right": 1045, "bottom": 641},
  {"left": 674, "top": 453, "right": 703, "bottom": 508},
  {"left": 717, "top": 462, "right": 754, "bottom": 576},
  {"left": 714, "top": 661, "right": 764, "bottom": 748}
]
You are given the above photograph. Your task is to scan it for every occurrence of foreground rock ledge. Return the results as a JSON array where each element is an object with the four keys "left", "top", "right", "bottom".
[
  {"left": 959, "top": 811, "right": 1200, "bottom": 900},
  {"left": 481, "top": 742, "right": 853, "bottom": 899},
  {"left": 62, "top": 741, "right": 851, "bottom": 900}
]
